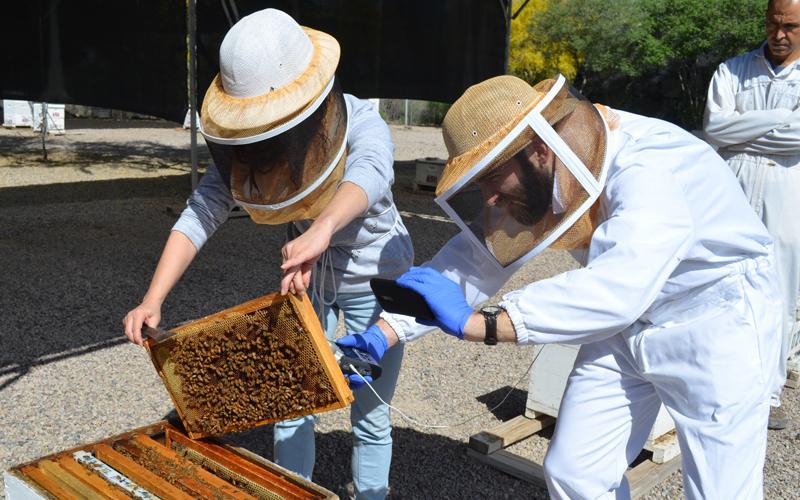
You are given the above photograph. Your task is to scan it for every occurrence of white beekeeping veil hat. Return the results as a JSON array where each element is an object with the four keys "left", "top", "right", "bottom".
[{"left": 200, "top": 8, "right": 348, "bottom": 224}]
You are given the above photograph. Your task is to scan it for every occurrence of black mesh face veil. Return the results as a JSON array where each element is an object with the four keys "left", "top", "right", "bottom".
[
  {"left": 436, "top": 75, "right": 608, "bottom": 269},
  {"left": 204, "top": 79, "right": 348, "bottom": 220}
]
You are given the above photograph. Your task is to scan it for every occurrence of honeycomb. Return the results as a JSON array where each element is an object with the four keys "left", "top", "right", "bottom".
[
  {"left": 171, "top": 442, "right": 284, "bottom": 500},
  {"left": 113, "top": 440, "right": 202, "bottom": 495},
  {"left": 147, "top": 293, "right": 353, "bottom": 438}
]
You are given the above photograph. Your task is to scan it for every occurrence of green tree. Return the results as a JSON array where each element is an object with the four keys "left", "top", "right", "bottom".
[
  {"left": 530, "top": 0, "right": 765, "bottom": 128},
  {"left": 529, "top": 0, "right": 650, "bottom": 86},
  {"left": 509, "top": 0, "right": 579, "bottom": 83}
]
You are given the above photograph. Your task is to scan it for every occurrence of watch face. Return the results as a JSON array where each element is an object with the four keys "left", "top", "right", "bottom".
[{"left": 481, "top": 305, "right": 502, "bottom": 317}]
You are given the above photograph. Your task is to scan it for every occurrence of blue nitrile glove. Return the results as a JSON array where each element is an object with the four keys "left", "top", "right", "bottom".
[
  {"left": 396, "top": 266, "right": 473, "bottom": 339},
  {"left": 335, "top": 324, "right": 388, "bottom": 389}
]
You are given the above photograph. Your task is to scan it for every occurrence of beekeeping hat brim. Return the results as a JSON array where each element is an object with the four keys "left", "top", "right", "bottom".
[
  {"left": 436, "top": 76, "right": 577, "bottom": 197},
  {"left": 201, "top": 26, "right": 340, "bottom": 140}
]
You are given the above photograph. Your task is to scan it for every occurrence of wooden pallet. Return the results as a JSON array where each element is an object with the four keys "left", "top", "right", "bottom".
[{"left": 467, "top": 414, "right": 682, "bottom": 498}]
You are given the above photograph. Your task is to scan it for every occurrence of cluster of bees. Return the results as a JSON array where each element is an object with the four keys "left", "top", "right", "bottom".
[
  {"left": 113, "top": 440, "right": 213, "bottom": 495},
  {"left": 171, "top": 300, "right": 338, "bottom": 435}
]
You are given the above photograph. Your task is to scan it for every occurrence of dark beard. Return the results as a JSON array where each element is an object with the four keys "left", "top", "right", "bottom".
[{"left": 502, "top": 164, "right": 553, "bottom": 226}]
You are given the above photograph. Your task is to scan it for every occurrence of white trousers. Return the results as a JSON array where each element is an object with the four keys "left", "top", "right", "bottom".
[
  {"left": 727, "top": 151, "right": 800, "bottom": 402},
  {"left": 544, "top": 256, "right": 782, "bottom": 500}
]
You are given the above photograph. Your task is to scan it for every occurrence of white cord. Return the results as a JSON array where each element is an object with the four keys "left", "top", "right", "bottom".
[{"left": 347, "top": 345, "right": 544, "bottom": 429}]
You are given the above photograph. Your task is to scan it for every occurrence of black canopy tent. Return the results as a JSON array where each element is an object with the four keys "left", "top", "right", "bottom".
[{"left": 2, "top": 0, "right": 511, "bottom": 183}]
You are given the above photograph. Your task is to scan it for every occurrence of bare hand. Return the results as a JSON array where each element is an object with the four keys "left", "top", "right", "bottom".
[
  {"left": 122, "top": 302, "right": 161, "bottom": 346},
  {"left": 280, "top": 223, "right": 333, "bottom": 295}
]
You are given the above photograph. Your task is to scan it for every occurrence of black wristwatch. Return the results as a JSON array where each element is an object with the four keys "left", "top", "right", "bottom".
[{"left": 480, "top": 305, "right": 502, "bottom": 346}]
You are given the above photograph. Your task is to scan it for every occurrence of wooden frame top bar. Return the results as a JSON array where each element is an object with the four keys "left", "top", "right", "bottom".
[{"left": 7, "top": 420, "right": 337, "bottom": 499}]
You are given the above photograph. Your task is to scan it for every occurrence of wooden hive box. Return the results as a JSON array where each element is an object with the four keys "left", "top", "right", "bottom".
[
  {"left": 146, "top": 292, "right": 353, "bottom": 439},
  {"left": 526, "top": 344, "right": 675, "bottom": 450},
  {"left": 4, "top": 421, "right": 336, "bottom": 499}
]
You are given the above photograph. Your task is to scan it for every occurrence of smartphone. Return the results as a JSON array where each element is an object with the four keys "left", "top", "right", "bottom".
[{"left": 370, "top": 278, "right": 435, "bottom": 321}]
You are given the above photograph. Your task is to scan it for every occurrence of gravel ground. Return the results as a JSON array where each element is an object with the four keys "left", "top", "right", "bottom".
[{"left": 1, "top": 121, "right": 798, "bottom": 499}]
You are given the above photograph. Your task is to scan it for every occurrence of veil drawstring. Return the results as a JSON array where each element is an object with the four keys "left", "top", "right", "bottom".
[{"left": 312, "top": 248, "right": 338, "bottom": 330}]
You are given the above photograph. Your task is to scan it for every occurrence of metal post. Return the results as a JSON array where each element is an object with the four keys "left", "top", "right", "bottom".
[
  {"left": 40, "top": 102, "right": 49, "bottom": 162},
  {"left": 503, "top": 0, "right": 513, "bottom": 74},
  {"left": 404, "top": 99, "right": 409, "bottom": 127},
  {"left": 188, "top": 0, "right": 199, "bottom": 189}
]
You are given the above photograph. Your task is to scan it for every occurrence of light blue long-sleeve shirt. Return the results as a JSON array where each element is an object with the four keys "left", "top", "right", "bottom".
[{"left": 172, "top": 94, "right": 414, "bottom": 294}]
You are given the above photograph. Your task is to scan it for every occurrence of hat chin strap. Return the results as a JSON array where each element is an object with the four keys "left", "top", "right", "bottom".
[
  {"left": 234, "top": 104, "right": 350, "bottom": 212},
  {"left": 202, "top": 76, "right": 336, "bottom": 146}
]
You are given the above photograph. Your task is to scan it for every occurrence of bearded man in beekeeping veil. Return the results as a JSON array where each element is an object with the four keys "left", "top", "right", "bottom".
[{"left": 336, "top": 74, "right": 783, "bottom": 499}]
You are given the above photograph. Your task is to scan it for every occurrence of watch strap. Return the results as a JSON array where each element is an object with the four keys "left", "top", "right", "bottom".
[{"left": 482, "top": 308, "right": 498, "bottom": 346}]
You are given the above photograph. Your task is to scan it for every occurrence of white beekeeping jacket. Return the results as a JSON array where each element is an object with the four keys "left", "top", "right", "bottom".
[
  {"left": 704, "top": 43, "right": 800, "bottom": 155},
  {"left": 382, "top": 110, "right": 773, "bottom": 345}
]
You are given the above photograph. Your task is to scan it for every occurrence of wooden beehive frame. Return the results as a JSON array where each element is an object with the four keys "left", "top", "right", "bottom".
[
  {"left": 145, "top": 292, "right": 354, "bottom": 438},
  {"left": 6, "top": 421, "right": 336, "bottom": 499}
]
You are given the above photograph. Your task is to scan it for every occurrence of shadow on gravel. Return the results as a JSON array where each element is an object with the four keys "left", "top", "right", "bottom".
[
  {"left": 221, "top": 422, "right": 548, "bottom": 499},
  {"left": 476, "top": 386, "right": 530, "bottom": 421},
  {"left": 1, "top": 141, "right": 194, "bottom": 171},
  {"left": 0, "top": 174, "right": 192, "bottom": 207},
  {"left": 0, "top": 175, "right": 286, "bottom": 391},
  {"left": 0, "top": 134, "right": 211, "bottom": 172},
  {"left": 65, "top": 118, "right": 178, "bottom": 130}
]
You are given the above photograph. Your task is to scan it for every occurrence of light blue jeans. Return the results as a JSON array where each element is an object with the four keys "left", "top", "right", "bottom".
[{"left": 273, "top": 291, "right": 404, "bottom": 500}]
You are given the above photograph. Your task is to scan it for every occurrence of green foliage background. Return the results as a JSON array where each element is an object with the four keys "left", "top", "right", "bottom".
[{"left": 509, "top": 0, "right": 766, "bottom": 129}]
